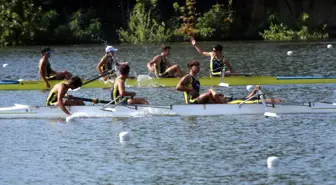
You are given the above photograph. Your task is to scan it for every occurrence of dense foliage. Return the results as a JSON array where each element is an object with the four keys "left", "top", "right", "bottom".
[
  {"left": 118, "top": 0, "right": 172, "bottom": 43},
  {"left": 260, "top": 13, "right": 328, "bottom": 41},
  {"left": 0, "top": 0, "right": 332, "bottom": 46}
]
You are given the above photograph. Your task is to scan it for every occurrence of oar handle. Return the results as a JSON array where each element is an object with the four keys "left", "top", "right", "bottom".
[
  {"left": 83, "top": 69, "right": 114, "bottom": 86},
  {"left": 66, "top": 96, "right": 110, "bottom": 104}
]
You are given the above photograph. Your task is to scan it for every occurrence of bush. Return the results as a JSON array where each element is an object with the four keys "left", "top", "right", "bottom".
[
  {"left": 118, "top": 1, "right": 172, "bottom": 44},
  {"left": 196, "top": 1, "right": 234, "bottom": 40},
  {"left": 260, "top": 13, "right": 328, "bottom": 41},
  {"left": 0, "top": 0, "right": 57, "bottom": 46},
  {"left": 68, "top": 9, "right": 102, "bottom": 41}
]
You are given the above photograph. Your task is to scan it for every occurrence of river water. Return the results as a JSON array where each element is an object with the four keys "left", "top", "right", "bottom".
[{"left": 0, "top": 41, "right": 336, "bottom": 184}]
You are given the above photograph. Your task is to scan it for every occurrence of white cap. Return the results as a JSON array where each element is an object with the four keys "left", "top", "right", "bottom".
[
  {"left": 105, "top": 46, "right": 118, "bottom": 53},
  {"left": 246, "top": 85, "right": 255, "bottom": 91}
]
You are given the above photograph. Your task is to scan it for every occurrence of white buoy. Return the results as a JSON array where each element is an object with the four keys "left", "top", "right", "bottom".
[
  {"left": 287, "top": 51, "right": 293, "bottom": 56},
  {"left": 246, "top": 85, "right": 255, "bottom": 91},
  {"left": 267, "top": 156, "right": 280, "bottom": 169},
  {"left": 119, "top": 132, "right": 130, "bottom": 142},
  {"left": 327, "top": 44, "right": 332, "bottom": 49},
  {"left": 2, "top": 64, "right": 8, "bottom": 67}
]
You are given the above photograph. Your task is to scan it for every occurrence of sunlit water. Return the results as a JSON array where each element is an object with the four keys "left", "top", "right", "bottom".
[{"left": 0, "top": 41, "right": 336, "bottom": 184}]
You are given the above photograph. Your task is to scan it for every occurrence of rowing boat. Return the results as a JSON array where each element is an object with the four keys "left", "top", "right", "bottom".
[
  {"left": 0, "top": 75, "right": 336, "bottom": 90},
  {"left": 0, "top": 102, "right": 335, "bottom": 119}
]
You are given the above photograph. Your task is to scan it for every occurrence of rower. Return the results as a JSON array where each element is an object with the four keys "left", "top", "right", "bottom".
[
  {"left": 245, "top": 85, "right": 281, "bottom": 103},
  {"left": 38, "top": 47, "right": 72, "bottom": 88},
  {"left": 96, "top": 46, "right": 128, "bottom": 81},
  {"left": 191, "top": 38, "right": 234, "bottom": 76},
  {"left": 46, "top": 76, "right": 85, "bottom": 117},
  {"left": 111, "top": 64, "right": 149, "bottom": 105},
  {"left": 176, "top": 60, "right": 226, "bottom": 104},
  {"left": 147, "top": 45, "right": 184, "bottom": 78}
]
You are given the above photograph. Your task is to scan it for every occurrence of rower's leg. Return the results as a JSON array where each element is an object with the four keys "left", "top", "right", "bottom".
[
  {"left": 166, "top": 65, "right": 184, "bottom": 77},
  {"left": 208, "top": 89, "right": 226, "bottom": 104},
  {"left": 55, "top": 71, "right": 73, "bottom": 80},
  {"left": 265, "top": 98, "right": 281, "bottom": 103},
  {"left": 127, "top": 98, "right": 149, "bottom": 105},
  {"left": 197, "top": 91, "right": 215, "bottom": 104}
]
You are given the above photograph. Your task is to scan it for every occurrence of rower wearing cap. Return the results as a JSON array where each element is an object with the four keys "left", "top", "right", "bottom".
[
  {"left": 46, "top": 76, "right": 85, "bottom": 117},
  {"left": 176, "top": 60, "right": 226, "bottom": 104},
  {"left": 191, "top": 38, "right": 234, "bottom": 76},
  {"left": 38, "top": 47, "right": 72, "bottom": 88},
  {"left": 147, "top": 45, "right": 184, "bottom": 78},
  {"left": 112, "top": 64, "right": 149, "bottom": 105},
  {"left": 97, "top": 45, "right": 128, "bottom": 81}
]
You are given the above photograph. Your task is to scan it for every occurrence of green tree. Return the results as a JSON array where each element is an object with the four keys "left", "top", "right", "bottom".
[
  {"left": 260, "top": 12, "right": 328, "bottom": 41},
  {"left": 196, "top": 1, "right": 234, "bottom": 40},
  {"left": 68, "top": 9, "right": 102, "bottom": 41},
  {"left": 173, "top": 0, "right": 198, "bottom": 39},
  {"left": 118, "top": 0, "right": 171, "bottom": 44},
  {"left": 0, "top": 0, "right": 57, "bottom": 46}
]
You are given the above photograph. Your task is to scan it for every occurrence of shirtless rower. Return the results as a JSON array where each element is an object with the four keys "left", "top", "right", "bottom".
[
  {"left": 191, "top": 38, "right": 235, "bottom": 76},
  {"left": 147, "top": 45, "right": 184, "bottom": 78},
  {"left": 46, "top": 76, "right": 85, "bottom": 117},
  {"left": 39, "top": 47, "right": 72, "bottom": 88}
]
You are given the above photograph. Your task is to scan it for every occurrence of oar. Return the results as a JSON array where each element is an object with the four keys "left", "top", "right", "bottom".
[
  {"left": 82, "top": 69, "right": 114, "bottom": 86},
  {"left": 238, "top": 89, "right": 278, "bottom": 117},
  {"left": 200, "top": 66, "right": 252, "bottom": 78},
  {"left": 218, "top": 66, "right": 229, "bottom": 87},
  {"left": 69, "top": 69, "right": 114, "bottom": 91},
  {"left": 66, "top": 96, "right": 111, "bottom": 104},
  {"left": 258, "top": 89, "right": 278, "bottom": 117}
]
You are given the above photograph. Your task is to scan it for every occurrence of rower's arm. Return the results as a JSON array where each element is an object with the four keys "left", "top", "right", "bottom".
[
  {"left": 57, "top": 86, "right": 71, "bottom": 116},
  {"left": 223, "top": 59, "right": 234, "bottom": 72},
  {"left": 118, "top": 80, "right": 136, "bottom": 97},
  {"left": 176, "top": 76, "right": 193, "bottom": 92},
  {"left": 247, "top": 85, "right": 260, "bottom": 98},
  {"left": 96, "top": 56, "right": 107, "bottom": 74},
  {"left": 39, "top": 57, "right": 50, "bottom": 88},
  {"left": 147, "top": 56, "right": 159, "bottom": 69},
  {"left": 191, "top": 38, "right": 211, "bottom": 57}
]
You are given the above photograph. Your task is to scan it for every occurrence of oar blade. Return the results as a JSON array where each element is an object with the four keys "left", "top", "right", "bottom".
[
  {"left": 218, "top": 83, "right": 229, "bottom": 87},
  {"left": 264, "top": 112, "right": 279, "bottom": 118},
  {"left": 66, "top": 112, "right": 90, "bottom": 122}
]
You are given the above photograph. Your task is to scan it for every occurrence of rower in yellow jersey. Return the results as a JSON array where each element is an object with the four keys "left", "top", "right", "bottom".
[
  {"left": 38, "top": 47, "right": 72, "bottom": 88},
  {"left": 177, "top": 61, "right": 281, "bottom": 104},
  {"left": 46, "top": 76, "right": 85, "bottom": 116},
  {"left": 176, "top": 60, "right": 226, "bottom": 104},
  {"left": 112, "top": 64, "right": 149, "bottom": 105},
  {"left": 191, "top": 38, "right": 235, "bottom": 76},
  {"left": 147, "top": 45, "right": 184, "bottom": 78},
  {"left": 96, "top": 46, "right": 128, "bottom": 81}
]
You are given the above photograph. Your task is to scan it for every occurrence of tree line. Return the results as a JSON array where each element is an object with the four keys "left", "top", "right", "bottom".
[{"left": 0, "top": 0, "right": 330, "bottom": 46}]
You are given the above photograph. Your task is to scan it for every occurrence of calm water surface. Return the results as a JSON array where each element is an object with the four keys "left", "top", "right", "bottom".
[{"left": 0, "top": 41, "right": 336, "bottom": 184}]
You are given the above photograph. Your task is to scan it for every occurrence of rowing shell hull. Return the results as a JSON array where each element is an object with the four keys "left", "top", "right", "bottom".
[
  {"left": 1, "top": 75, "right": 336, "bottom": 90},
  {"left": 0, "top": 103, "right": 335, "bottom": 119}
]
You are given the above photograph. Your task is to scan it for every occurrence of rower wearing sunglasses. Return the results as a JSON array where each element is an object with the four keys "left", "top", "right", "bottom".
[
  {"left": 38, "top": 47, "right": 72, "bottom": 88},
  {"left": 191, "top": 38, "right": 235, "bottom": 76}
]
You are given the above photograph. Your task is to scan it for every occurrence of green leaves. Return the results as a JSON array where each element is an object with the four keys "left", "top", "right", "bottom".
[
  {"left": 118, "top": 1, "right": 171, "bottom": 44},
  {"left": 260, "top": 13, "right": 329, "bottom": 41}
]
